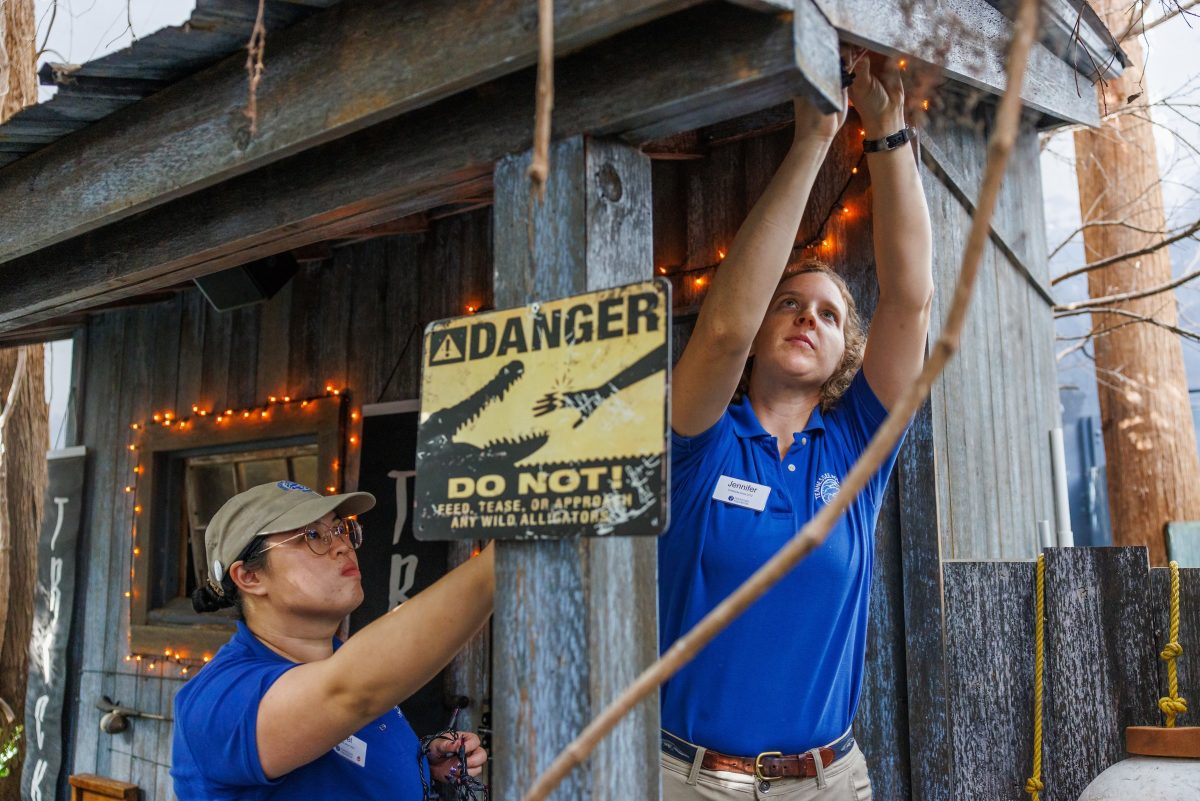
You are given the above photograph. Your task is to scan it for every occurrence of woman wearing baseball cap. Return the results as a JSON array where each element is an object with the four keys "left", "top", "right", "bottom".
[{"left": 171, "top": 480, "right": 492, "bottom": 800}]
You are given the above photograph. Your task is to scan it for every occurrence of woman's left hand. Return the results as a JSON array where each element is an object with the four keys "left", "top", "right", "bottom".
[
  {"left": 847, "top": 51, "right": 907, "bottom": 139},
  {"left": 428, "top": 731, "right": 488, "bottom": 783}
]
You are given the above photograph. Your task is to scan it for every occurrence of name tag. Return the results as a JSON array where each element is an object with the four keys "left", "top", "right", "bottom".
[
  {"left": 712, "top": 475, "right": 771, "bottom": 511},
  {"left": 334, "top": 734, "right": 368, "bottom": 767}
]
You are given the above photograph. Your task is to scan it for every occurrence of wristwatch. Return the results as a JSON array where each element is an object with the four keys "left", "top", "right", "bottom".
[{"left": 863, "top": 127, "right": 917, "bottom": 153}]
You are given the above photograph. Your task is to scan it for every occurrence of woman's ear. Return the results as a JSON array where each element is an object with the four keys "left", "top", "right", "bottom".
[{"left": 230, "top": 560, "right": 269, "bottom": 599}]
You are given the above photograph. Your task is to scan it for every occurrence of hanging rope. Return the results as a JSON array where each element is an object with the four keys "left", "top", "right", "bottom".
[
  {"left": 1159, "top": 559, "right": 1188, "bottom": 727},
  {"left": 1025, "top": 553, "right": 1046, "bottom": 801},
  {"left": 527, "top": 0, "right": 554, "bottom": 200}
]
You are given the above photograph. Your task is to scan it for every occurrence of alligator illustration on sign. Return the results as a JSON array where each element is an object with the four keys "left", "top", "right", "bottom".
[{"left": 414, "top": 343, "right": 668, "bottom": 539}]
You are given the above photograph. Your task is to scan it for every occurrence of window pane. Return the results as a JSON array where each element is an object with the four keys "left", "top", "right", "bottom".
[
  {"left": 237, "top": 458, "right": 291, "bottom": 490},
  {"left": 292, "top": 455, "right": 319, "bottom": 490},
  {"left": 186, "top": 463, "right": 237, "bottom": 529}
]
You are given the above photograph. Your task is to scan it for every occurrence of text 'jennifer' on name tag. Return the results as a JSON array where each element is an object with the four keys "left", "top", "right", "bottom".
[{"left": 713, "top": 475, "right": 771, "bottom": 511}]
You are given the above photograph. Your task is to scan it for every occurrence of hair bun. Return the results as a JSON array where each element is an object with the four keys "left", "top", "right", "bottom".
[{"left": 191, "top": 584, "right": 231, "bottom": 613}]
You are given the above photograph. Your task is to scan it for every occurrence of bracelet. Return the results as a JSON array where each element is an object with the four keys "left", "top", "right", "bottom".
[{"left": 863, "top": 127, "right": 916, "bottom": 153}]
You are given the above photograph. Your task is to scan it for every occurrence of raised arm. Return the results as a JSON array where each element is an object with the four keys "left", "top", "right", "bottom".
[
  {"left": 672, "top": 97, "right": 847, "bottom": 436},
  {"left": 255, "top": 545, "right": 495, "bottom": 778},
  {"left": 854, "top": 56, "right": 934, "bottom": 409}
]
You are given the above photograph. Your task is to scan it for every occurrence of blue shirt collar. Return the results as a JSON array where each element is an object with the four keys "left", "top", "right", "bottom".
[{"left": 729, "top": 395, "right": 826, "bottom": 440}]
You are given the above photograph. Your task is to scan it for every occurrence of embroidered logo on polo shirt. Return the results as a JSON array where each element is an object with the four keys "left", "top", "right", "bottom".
[{"left": 814, "top": 473, "right": 840, "bottom": 504}]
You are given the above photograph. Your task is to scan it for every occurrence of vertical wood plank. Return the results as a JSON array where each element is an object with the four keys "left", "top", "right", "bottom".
[
  {"left": 943, "top": 560, "right": 1035, "bottom": 799},
  {"left": 1042, "top": 547, "right": 1158, "bottom": 800},
  {"left": 492, "top": 135, "right": 657, "bottom": 801},
  {"left": 225, "top": 305, "right": 260, "bottom": 410},
  {"left": 854, "top": 478, "right": 912, "bottom": 801},
  {"left": 256, "top": 277, "right": 293, "bottom": 400}
]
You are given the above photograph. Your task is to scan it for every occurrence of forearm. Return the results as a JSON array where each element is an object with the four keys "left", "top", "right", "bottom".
[
  {"left": 697, "top": 133, "right": 831, "bottom": 347},
  {"left": 333, "top": 544, "right": 495, "bottom": 715},
  {"left": 866, "top": 118, "right": 933, "bottom": 309}
]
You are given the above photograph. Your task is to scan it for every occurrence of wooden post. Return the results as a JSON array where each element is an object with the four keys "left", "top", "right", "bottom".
[
  {"left": 491, "top": 136, "right": 658, "bottom": 800},
  {"left": 1072, "top": 0, "right": 1200, "bottom": 564}
]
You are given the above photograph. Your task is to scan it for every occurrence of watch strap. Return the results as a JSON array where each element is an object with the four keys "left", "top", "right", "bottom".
[{"left": 863, "top": 126, "right": 916, "bottom": 153}]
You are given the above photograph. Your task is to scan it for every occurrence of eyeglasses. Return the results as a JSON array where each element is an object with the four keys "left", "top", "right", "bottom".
[{"left": 259, "top": 517, "right": 363, "bottom": 556}]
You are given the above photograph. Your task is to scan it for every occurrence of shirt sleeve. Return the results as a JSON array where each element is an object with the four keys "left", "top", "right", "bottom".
[
  {"left": 670, "top": 412, "right": 732, "bottom": 490},
  {"left": 177, "top": 657, "right": 293, "bottom": 789},
  {"left": 837, "top": 371, "right": 893, "bottom": 443}
]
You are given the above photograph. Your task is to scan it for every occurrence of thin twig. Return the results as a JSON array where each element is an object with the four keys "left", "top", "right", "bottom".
[
  {"left": 518, "top": 0, "right": 1042, "bottom": 796},
  {"left": 526, "top": 0, "right": 554, "bottom": 200},
  {"left": 1050, "top": 215, "right": 1200, "bottom": 285},
  {"left": 1121, "top": 0, "right": 1200, "bottom": 40},
  {"left": 244, "top": 0, "right": 268, "bottom": 137},
  {"left": 1048, "top": 218, "right": 1190, "bottom": 263},
  {"left": 1055, "top": 266, "right": 1200, "bottom": 310}
]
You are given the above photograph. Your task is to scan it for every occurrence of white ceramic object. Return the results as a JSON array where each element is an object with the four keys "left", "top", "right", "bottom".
[{"left": 1077, "top": 756, "right": 1200, "bottom": 800}]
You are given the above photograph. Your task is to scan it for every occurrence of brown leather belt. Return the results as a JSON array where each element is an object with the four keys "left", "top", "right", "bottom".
[
  {"left": 703, "top": 747, "right": 834, "bottom": 780},
  {"left": 661, "top": 729, "right": 854, "bottom": 782}
]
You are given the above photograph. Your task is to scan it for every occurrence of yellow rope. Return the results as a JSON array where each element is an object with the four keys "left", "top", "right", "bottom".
[
  {"left": 1159, "top": 560, "right": 1188, "bottom": 727},
  {"left": 1025, "top": 553, "right": 1045, "bottom": 801}
]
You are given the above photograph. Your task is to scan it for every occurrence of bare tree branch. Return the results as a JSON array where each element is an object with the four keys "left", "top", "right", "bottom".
[
  {"left": 1121, "top": 0, "right": 1200, "bottom": 41},
  {"left": 1051, "top": 215, "right": 1200, "bottom": 285},
  {"left": 1048, "top": 218, "right": 1189, "bottom": 262},
  {"left": 1055, "top": 267, "right": 1200, "bottom": 311}
]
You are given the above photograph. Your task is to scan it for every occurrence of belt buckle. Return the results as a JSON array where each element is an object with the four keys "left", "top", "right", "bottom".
[{"left": 754, "top": 751, "right": 783, "bottom": 783}]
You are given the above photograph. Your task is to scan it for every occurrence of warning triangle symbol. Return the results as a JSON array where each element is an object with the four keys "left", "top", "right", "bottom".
[{"left": 431, "top": 333, "right": 465, "bottom": 364}]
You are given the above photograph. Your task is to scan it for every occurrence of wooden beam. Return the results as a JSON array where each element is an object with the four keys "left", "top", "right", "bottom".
[
  {"left": 492, "top": 135, "right": 658, "bottom": 801},
  {"left": 0, "top": 4, "right": 825, "bottom": 334},
  {"left": 0, "top": 0, "right": 711, "bottom": 265},
  {"left": 815, "top": 0, "right": 1101, "bottom": 126}
]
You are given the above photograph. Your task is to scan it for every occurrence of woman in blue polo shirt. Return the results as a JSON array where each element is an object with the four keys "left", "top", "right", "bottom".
[
  {"left": 172, "top": 481, "right": 492, "bottom": 800},
  {"left": 659, "top": 53, "right": 932, "bottom": 800}
]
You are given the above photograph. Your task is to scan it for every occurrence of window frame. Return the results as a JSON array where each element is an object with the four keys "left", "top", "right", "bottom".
[{"left": 130, "top": 395, "right": 346, "bottom": 657}]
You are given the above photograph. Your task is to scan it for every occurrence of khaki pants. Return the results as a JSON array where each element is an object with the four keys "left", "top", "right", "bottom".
[{"left": 661, "top": 743, "right": 873, "bottom": 801}]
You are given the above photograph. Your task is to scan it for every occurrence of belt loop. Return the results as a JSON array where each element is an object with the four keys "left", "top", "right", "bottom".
[
  {"left": 686, "top": 745, "right": 707, "bottom": 786},
  {"left": 808, "top": 748, "right": 827, "bottom": 789}
]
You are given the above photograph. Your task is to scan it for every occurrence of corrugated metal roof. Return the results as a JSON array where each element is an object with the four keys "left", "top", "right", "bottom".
[{"left": 0, "top": 0, "right": 341, "bottom": 168}]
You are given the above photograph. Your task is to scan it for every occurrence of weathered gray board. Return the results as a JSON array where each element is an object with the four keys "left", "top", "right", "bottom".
[
  {"left": 815, "top": 0, "right": 1100, "bottom": 126},
  {"left": 944, "top": 549, "right": 1195, "bottom": 801},
  {"left": 0, "top": 3, "right": 834, "bottom": 334},
  {"left": 0, "top": 0, "right": 714, "bottom": 264},
  {"left": 491, "top": 136, "right": 658, "bottom": 800}
]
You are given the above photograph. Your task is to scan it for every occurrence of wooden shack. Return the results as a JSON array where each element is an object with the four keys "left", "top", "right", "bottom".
[{"left": 3, "top": 1, "right": 1174, "bottom": 800}]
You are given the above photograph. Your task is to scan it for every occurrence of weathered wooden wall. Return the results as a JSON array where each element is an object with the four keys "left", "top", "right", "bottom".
[
  {"left": 924, "top": 111, "right": 1059, "bottom": 561},
  {"left": 65, "top": 213, "right": 493, "bottom": 800},
  {"left": 944, "top": 549, "right": 1197, "bottom": 801}
]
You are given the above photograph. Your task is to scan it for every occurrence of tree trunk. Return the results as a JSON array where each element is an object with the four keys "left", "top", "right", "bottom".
[
  {"left": 1072, "top": 8, "right": 1200, "bottom": 564},
  {"left": 0, "top": 346, "right": 48, "bottom": 800},
  {"left": 0, "top": 0, "right": 37, "bottom": 121}
]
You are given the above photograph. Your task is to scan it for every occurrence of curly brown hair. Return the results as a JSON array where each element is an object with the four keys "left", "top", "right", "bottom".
[{"left": 735, "top": 260, "right": 866, "bottom": 413}]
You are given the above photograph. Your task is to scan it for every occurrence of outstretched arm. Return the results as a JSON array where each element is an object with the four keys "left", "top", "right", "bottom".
[
  {"left": 672, "top": 96, "right": 847, "bottom": 436},
  {"left": 255, "top": 545, "right": 495, "bottom": 778},
  {"left": 853, "top": 56, "right": 934, "bottom": 408}
]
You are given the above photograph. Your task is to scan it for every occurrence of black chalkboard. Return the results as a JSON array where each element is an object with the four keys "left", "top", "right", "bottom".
[
  {"left": 350, "top": 401, "right": 450, "bottom": 738},
  {"left": 22, "top": 447, "right": 86, "bottom": 801}
]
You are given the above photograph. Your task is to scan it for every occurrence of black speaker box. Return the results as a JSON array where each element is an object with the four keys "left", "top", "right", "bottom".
[{"left": 194, "top": 254, "right": 298, "bottom": 312}]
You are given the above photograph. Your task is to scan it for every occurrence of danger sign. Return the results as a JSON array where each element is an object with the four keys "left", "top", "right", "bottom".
[{"left": 414, "top": 279, "right": 671, "bottom": 540}]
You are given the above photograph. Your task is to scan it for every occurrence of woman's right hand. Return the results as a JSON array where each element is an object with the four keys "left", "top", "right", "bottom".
[{"left": 793, "top": 92, "right": 847, "bottom": 145}]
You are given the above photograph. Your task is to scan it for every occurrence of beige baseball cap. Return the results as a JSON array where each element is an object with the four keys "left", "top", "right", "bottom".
[{"left": 205, "top": 480, "right": 375, "bottom": 595}]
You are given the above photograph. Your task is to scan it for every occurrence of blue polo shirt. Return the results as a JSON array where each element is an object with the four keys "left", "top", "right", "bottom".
[
  {"left": 658, "top": 371, "right": 904, "bottom": 755},
  {"left": 172, "top": 621, "right": 428, "bottom": 800}
]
